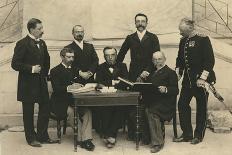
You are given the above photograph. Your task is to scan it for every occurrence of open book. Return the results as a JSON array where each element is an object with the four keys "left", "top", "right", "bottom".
[
  {"left": 67, "top": 83, "right": 97, "bottom": 93},
  {"left": 118, "top": 77, "right": 154, "bottom": 92}
]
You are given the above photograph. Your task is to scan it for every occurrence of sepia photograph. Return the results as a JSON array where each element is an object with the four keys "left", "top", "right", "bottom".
[{"left": 0, "top": 0, "right": 232, "bottom": 154}]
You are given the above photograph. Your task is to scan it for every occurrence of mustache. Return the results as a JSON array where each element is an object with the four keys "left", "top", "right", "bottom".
[{"left": 137, "top": 25, "right": 145, "bottom": 29}]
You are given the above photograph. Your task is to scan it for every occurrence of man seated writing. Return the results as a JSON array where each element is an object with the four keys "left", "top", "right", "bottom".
[
  {"left": 95, "top": 47, "right": 128, "bottom": 148},
  {"left": 50, "top": 48, "right": 95, "bottom": 151},
  {"left": 143, "top": 51, "right": 179, "bottom": 153}
]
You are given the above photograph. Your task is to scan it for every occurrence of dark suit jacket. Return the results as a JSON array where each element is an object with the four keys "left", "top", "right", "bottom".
[
  {"left": 65, "top": 41, "right": 99, "bottom": 84},
  {"left": 96, "top": 62, "right": 128, "bottom": 89},
  {"left": 117, "top": 31, "right": 160, "bottom": 82},
  {"left": 143, "top": 65, "right": 179, "bottom": 121},
  {"left": 50, "top": 63, "right": 79, "bottom": 119},
  {"left": 11, "top": 35, "right": 50, "bottom": 103}
]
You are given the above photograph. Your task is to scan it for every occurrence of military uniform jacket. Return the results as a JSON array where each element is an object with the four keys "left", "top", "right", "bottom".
[
  {"left": 96, "top": 62, "right": 129, "bottom": 90},
  {"left": 117, "top": 31, "right": 160, "bottom": 82},
  {"left": 176, "top": 34, "right": 216, "bottom": 87},
  {"left": 11, "top": 35, "right": 50, "bottom": 103}
]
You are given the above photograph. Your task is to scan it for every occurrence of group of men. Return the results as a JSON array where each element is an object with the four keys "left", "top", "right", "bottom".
[{"left": 11, "top": 13, "right": 216, "bottom": 153}]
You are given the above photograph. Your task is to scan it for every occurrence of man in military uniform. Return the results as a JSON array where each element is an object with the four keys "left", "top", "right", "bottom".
[{"left": 174, "top": 18, "right": 216, "bottom": 144}]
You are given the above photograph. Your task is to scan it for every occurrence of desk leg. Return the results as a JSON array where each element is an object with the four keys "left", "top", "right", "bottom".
[
  {"left": 74, "top": 102, "right": 78, "bottom": 152},
  {"left": 136, "top": 96, "right": 140, "bottom": 150}
]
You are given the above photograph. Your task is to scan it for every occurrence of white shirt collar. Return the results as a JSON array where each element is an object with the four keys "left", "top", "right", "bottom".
[
  {"left": 137, "top": 30, "right": 147, "bottom": 41},
  {"left": 28, "top": 33, "right": 40, "bottom": 41},
  {"left": 74, "top": 39, "right": 83, "bottom": 50},
  {"left": 61, "top": 62, "right": 71, "bottom": 69}
]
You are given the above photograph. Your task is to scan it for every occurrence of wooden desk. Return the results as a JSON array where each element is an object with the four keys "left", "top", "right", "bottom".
[{"left": 72, "top": 90, "right": 140, "bottom": 152}]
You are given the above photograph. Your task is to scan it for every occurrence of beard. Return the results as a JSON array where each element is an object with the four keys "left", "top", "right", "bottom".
[{"left": 75, "top": 35, "right": 83, "bottom": 41}]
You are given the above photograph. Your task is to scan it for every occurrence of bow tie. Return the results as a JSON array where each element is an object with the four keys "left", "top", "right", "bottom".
[{"left": 33, "top": 40, "right": 41, "bottom": 45}]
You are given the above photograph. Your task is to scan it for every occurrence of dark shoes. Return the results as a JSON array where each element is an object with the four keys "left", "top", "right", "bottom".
[
  {"left": 40, "top": 138, "right": 59, "bottom": 144},
  {"left": 103, "top": 137, "right": 116, "bottom": 148},
  {"left": 80, "top": 139, "right": 95, "bottom": 151},
  {"left": 150, "top": 144, "right": 163, "bottom": 153},
  {"left": 191, "top": 138, "right": 202, "bottom": 145},
  {"left": 173, "top": 135, "right": 193, "bottom": 142},
  {"left": 28, "top": 140, "right": 42, "bottom": 147}
]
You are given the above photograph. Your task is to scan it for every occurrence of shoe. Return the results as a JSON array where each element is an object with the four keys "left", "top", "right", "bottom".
[
  {"left": 105, "top": 137, "right": 116, "bottom": 149},
  {"left": 28, "top": 140, "right": 42, "bottom": 147},
  {"left": 40, "top": 138, "right": 59, "bottom": 144},
  {"left": 173, "top": 135, "right": 192, "bottom": 142},
  {"left": 150, "top": 144, "right": 163, "bottom": 153},
  {"left": 80, "top": 140, "right": 95, "bottom": 151},
  {"left": 191, "top": 138, "right": 202, "bottom": 145}
]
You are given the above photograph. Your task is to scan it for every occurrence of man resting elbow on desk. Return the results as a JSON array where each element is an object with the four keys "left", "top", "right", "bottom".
[
  {"left": 142, "top": 51, "right": 179, "bottom": 153},
  {"left": 50, "top": 48, "right": 95, "bottom": 151},
  {"left": 95, "top": 47, "right": 129, "bottom": 148}
]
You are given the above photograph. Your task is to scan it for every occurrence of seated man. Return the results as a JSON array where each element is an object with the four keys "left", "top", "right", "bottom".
[
  {"left": 143, "top": 51, "right": 179, "bottom": 153},
  {"left": 95, "top": 47, "right": 128, "bottom": 148},
  {"left": 50, "top": 48, "right": 95, "bottom": 151}
]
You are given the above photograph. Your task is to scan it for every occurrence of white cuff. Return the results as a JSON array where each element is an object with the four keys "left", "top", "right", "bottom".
[
  {"left": 143, "top": 71, "right": 150, "bottom": 76},
  {"left": 32, "top": 66, "right": 35, "bottom": 73},
  {"left": 200, "top": 70, "right": 209, "bottom": 80}
]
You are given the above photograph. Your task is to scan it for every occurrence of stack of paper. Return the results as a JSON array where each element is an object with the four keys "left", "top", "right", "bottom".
[{"left": 67, "top": 83, "right": 97, "bottom": 93}]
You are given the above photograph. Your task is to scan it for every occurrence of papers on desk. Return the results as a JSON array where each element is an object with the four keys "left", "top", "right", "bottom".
[
  {"left": 99, "top": 87, "right": 117, "bottom": 93},
  {"left": 67, "top": 83, "right": 97, "bottom": 93}
]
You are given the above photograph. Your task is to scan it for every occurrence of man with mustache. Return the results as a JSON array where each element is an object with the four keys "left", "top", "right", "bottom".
[
  {"left": 65, "top": 25, "right": 99, "bottom": 85},
  {"left": 11, "top": 18, "right": 57, "bottom": 147},
  {"left": 174, "top": 18, "right": 216, "bottom": 144},
  {"left": 50, "top": 48, "right": 95, "bottom": 151},
  {"left": 117, "top": 13, "right": 160, "bottom": 143},
  {"left": 95, "top": 47, "right": 128, "bottom": 148}
]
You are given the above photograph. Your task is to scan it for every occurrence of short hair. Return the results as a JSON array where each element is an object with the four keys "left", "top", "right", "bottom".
[
  {"left": 60, "top": 48, "right": 74, "bottom": 57},
  {"left": 27, "top": 18, "right": 42, "bottom": 32},
  {"left": 103, "top": 46, "right": 117, "bottom": 54},
  {"left": 72, "top": 25, "right": 83, "bottom": 33},
  {"left": 135, "top": 13, "right": 148, "bottom": 22},
  {"left": 180, "top": 17, "right": 194, "bottom": 27}
]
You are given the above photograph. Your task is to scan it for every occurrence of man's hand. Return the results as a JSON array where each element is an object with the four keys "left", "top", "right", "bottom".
[
  {"left": 112, "top": 80, "right": 120, "bottom": 86},
  {"left": 158, "top": 86, "right": 167, "bottom": 93},
  {"left": 140, "top": 71, "right": 150, "bottom": 79},
  {"left": 79, "top": 71, "right": 92, "bottom": 80},
  {"left": 33, "top": 65, "right": 41, "bottom": 73},
  {"left": 196, "top": 79, "right": 206, "bottom": 88}
]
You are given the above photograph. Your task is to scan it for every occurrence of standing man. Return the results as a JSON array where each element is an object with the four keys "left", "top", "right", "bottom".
[
  {"left": 50, "top": 48, "right": 95, "bottom": 151},
  {"left": 174, "top": 18, "right": 216, "bottom": 144},
  {"left": 96, "top": 47, "right": 128, "bottom": 148},
  {"left": 144, "top": 51, "right": 178, "bottom": 153},
  {"left": 11, "top": 18, "right": 57, "bottom": 147},
  {"left": 117, "top": 13, "right": 160, "bottom": 142},
  {"left": 65, "top": 25, "right": 99, "bottom": 85}
]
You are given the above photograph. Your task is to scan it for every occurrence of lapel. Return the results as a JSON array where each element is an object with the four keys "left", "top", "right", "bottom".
[
  {"left": 141, "top": 31, "right": 149, "bottom": 43},
  {"left": 152, "top": 65, "right": 167, "bottom": 78},
  {"left": 72, "top": 41, "right": 83, "bottom": 52},
  {"left": 132, "top": 32, "right": 140, "bottom": 43},
  {"left": 27, "top": 35, "right": 42, "bottom": 56}
]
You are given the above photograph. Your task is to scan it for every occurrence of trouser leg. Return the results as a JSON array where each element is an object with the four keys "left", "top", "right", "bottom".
[
  {"left": 194, "top": 87, "right": 208, "bottom": 140},
  {"left": 22, "top": 102, "right": 36, "bottom": 143},
  {"left": 178, "top": 87, "right": 194, "bottom": 139},
  {"left": 106, "top": 107, "right": 123, "bottom": 138},
  {"left": 146, "top": 109, "right": 164, "bottom": 146},
  {"left": 37, "top": 102, "right": 50, "bottom": 141}
]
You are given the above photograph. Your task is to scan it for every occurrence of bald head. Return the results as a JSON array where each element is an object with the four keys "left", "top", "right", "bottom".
[{"left": 152, "top": 51, "right": 166, "bottom": 68}]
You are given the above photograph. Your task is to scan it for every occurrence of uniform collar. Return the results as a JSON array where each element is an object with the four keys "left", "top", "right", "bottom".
[
  {"left": 137, "top": 30, "right": 147, "bottom": 40},
  {"left": 74, "top": 39, "right": 83, "bottom": 49}
]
